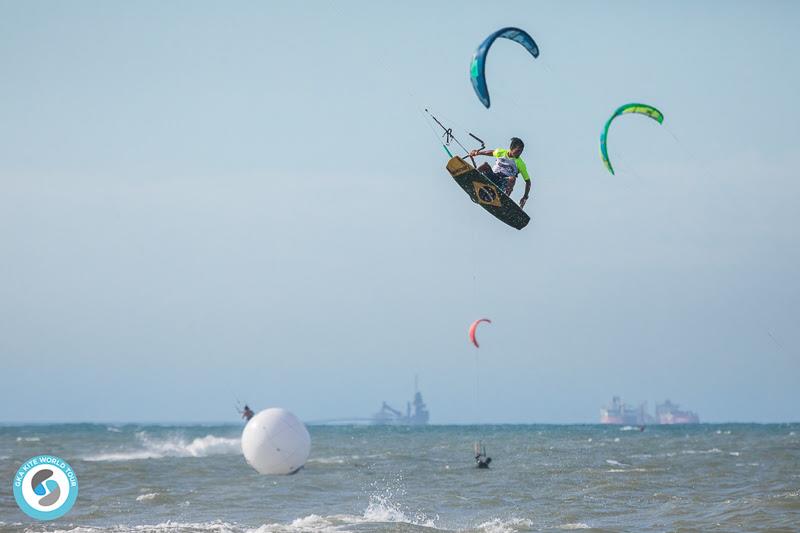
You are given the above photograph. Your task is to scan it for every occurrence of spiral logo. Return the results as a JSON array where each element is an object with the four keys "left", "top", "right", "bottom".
[{"left": 13, "top": 455, "right": 78, "bottom": 521}]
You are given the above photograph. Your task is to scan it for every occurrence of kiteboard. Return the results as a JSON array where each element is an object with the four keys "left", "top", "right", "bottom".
[{"left": 446, "top": 156, "right": 530, "bottom": 230}]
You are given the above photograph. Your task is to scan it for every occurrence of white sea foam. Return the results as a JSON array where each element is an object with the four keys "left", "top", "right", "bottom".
[
  {"left": 8, "top": 522, "right": 244, "bottom": 533},
  {"left": 306, "top": 456, "right": 347, "bottom": 465},
  {"left": 83, "top": 433, "right": 241, "bottom": 462},
  {"left": 253, "top": 501, "right": 440, "bottom": 533},
  {"left": 605, "top": 459, "right": 628, "bottom": 466},
  {"left": 559, "top": 523, "right": 591, "bottom": 530},
  {"left": 681, "top": 448, "right": 722, "bottom": 455},
  {"left": 248, "top": 482, "right": 443, "bottom": 532},
  {"left": 84, "top": 450, "right": 160, "bottom": 462},
  {"left": 130, "top": 522, "right": 240, "bottom": 532},
  {"left": 16, "top": 436, "right": 41, "bottom": 442},
  {"left": 362, "top": 493, "right": 437, "bottom": 528},
  {"left": 251, "top": 514, "right": 344, "bottom": 532},
  {"left": 476, "top": 517, "right": 533, "bottom": 532},
  {"left": 135, "top": 492, "right": 160, "bottom": 502}
]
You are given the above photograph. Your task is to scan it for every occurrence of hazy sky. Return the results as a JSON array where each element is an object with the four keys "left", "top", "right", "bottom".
[{"left": 1, "top": 1, "right": 798, "bottom": 423}]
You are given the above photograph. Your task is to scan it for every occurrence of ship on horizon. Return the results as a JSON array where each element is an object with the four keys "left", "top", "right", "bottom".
[
  {"left": 600, "top": 396, "right": 653, "bottom": 425},
  {"left": 655, "top": 399, "right": 700, "bottom": 424},
  {"left": 600, "top": 396, "right": 699, "bottom": 425},
  {"left": 372, "top": 378, "right": 429, "bottom": 426}
]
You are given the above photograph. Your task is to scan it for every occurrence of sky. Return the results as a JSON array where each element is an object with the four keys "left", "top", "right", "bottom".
[{"left": 1, "top": 1, "right": 798, "bottom": 424}]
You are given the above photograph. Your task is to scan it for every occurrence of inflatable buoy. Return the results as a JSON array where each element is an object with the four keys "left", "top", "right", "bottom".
[{"left": 241, "top": 408, "right": 311, "bottom": 475}]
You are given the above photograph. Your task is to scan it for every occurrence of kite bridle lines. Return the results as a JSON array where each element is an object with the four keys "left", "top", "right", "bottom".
[{"left": 424, "top": 108, "right": 485, "bottom": 167}]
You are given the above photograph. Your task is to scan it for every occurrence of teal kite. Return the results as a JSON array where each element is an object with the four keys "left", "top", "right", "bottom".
[
  {"left": 600, "top": 103, "right": 664, "bottom": 175},
  {"left": 470, "top": 27, "right": 539, "bottom": 109}
]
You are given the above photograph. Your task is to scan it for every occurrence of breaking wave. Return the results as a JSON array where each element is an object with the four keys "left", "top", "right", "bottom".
[{"left": 83, "top": 432, "right": 240, "bottom": 462}]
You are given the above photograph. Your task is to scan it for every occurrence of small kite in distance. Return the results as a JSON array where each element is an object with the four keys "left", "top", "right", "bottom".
[
  {"left": 600, "top": 103, "right": 664, "bottom": 175},
  {"left": 469, "top": 318, "right": 492, "bottom": 348}
]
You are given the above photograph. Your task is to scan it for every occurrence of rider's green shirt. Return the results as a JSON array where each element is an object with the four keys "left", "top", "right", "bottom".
[{"left": 492, "top": 148, "right": 530, "bottom": 182}]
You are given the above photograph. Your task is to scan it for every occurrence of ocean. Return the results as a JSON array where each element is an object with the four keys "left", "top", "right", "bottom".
[{"left": 1, "top": 423, "right": 798, "bottom": 532}]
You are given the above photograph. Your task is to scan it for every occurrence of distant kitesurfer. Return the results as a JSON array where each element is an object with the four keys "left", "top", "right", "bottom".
[
  {"left": 469, "top": 137, "right": 531, "bottom": 208},
  {"left": 474, "top": 442, "right": 492, "bottom": 469},
  {"left": 241, "top": 405, "right": 255, "bottom": 422}
]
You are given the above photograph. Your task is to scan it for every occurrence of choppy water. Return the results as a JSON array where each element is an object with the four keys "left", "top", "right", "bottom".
[{"left": 1, "top": 424, "right": 798, "bottom": 532}]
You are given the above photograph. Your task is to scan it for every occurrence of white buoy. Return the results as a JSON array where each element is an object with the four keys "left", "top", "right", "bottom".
[{"left": 241, "top": 408, "right": 311, "bottom": 475}]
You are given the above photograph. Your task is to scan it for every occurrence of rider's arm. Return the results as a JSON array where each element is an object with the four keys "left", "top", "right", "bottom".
[
  {"left": 517, "top": 159, "right": 532, "bottom": 207},
  {"left": 469, "top": 149, "right": 495, "bottom": 157},
  {"left": 517, "top": 180, "right": 532, "bottom": 208}
]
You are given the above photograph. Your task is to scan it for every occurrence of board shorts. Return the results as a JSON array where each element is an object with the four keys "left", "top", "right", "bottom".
[{"left": 481, "top": 168, "right": 509, "bottom": 192}]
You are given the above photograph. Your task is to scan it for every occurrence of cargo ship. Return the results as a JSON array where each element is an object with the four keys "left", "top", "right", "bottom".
[
  {"left": 600, "top": 396, "right": 652, "bottom": 425},
  {"left": 655, "top": 399, "right": 700, "bottom": 424},
  {"left": 372, "top": 378, "right": 430, "bottom": 426},
  {"left": 600, "top": 396, "right": 699, "bottom": 425},
  {"left": 372, "top": 392, "right": 429, "bottom": 425}
]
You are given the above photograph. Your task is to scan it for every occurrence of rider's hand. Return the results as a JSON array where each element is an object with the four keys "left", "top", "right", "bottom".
[
  {"left": 520, "top": 196, "right": 529, "bottom": 209},
  {"left": 469, "top": 150, "right": 478, "bottom": 157}
]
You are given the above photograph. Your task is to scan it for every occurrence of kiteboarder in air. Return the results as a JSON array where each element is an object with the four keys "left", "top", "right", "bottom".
[
  {"left": 469, "top": 137, "right": 531, "bottom": 208},
  {"left": 241, "top": 404, "right": 255, "bottom": 422}
]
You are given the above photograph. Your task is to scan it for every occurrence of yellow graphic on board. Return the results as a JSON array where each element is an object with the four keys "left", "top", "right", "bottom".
[{"left": 446, "top": 156, "right": 472, "bottom": 177}]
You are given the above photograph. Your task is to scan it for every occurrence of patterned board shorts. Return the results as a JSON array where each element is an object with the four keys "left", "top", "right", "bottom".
[{"left": 481, "top": 168, "right": 508, "bottom": 192}]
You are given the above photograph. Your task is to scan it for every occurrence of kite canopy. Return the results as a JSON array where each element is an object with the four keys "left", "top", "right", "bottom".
[
  {"left": 600, "top": 103, "right": 664, "bottom": 175},
  {"left": 470, "top": 27, "right": 539, "bottom": 109},
  {"left": 469, "top": 318, "right": 492, "bottom": 348}
]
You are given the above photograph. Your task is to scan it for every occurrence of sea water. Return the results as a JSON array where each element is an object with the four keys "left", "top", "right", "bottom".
[{"left": 1, "top": 424, "right": 798, "bottom": 532}]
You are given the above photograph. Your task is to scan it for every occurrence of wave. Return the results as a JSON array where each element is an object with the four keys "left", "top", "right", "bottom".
[
  {"left": 22, "top": 522, "right": 246, "bottom": 532},
  {"left": 305, "top": 453, "right": 385, "bottom": 465},
  {"left": 306, "top": 456, "right": 347, "bottom": 465},
  {"left": 476, "top": 518, "right": 534, "bottom": 532},
  {"left": 16, "top": 436, "right": 41, "bottom": 442},
  {"left": 20, "top": 514, "right": 555, "bottom": 533},
  {"left": 362, "top": 493, "right": 437, "bottom": 528},
  {"left": 255, "top": 510, "right": 534, "bottom": 533},
  {"left": 681, "top": 448, "right": 722, "bottom": 455},
  {"left": 83, "top": 433, "right": 241, "bottom": 462},
  {"left": 558, "top": 524, "right": 591, "bottom": 530},
  {"left": 135, "top": 492, "right": 162, "bottom": 502}
]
